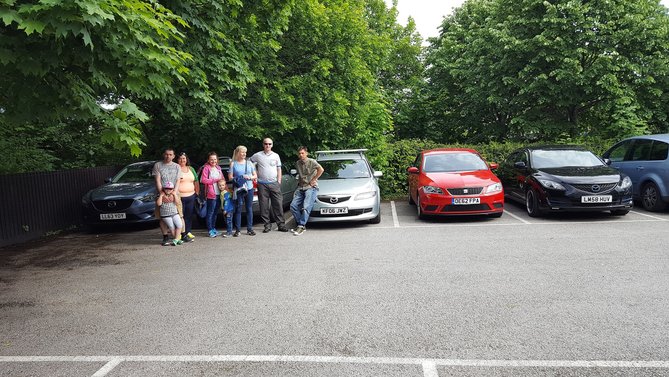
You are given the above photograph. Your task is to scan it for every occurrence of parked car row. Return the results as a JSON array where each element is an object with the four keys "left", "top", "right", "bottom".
[
  {"left": 82, "top": 134, "right": 668, "bottom": 227},
  {"left": 407, "top": 134, "right": 669, "bottom": 219}
]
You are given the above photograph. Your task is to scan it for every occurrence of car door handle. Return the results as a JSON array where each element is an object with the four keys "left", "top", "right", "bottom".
[{"left": 637, "top": 166, "right": 645, "bottom": 170}]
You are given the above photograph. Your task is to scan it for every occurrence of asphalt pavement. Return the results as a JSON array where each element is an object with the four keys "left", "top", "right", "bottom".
[{"left": 1, "top": 202, "right": 668, "bottom": 376}]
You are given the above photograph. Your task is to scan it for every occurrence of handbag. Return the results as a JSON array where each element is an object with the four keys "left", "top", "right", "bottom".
[{"left": 196, "top": 196, "right": 207, "bottom": 218}]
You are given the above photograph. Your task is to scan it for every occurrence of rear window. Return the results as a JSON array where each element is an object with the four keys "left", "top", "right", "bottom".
[{"left": 423, "top": 153, "right": 488, "bottom": 172}]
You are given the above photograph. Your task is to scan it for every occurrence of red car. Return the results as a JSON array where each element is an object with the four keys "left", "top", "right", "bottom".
[{"left": 407, "top": 148, "right": 504, "bottom": 218}]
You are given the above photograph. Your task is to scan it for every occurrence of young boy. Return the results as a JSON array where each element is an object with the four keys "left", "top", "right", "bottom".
[
  {"left": 156, "top": 181, "right": 183, "bottom": 246},
  {"left": 218, "top": 180, "right": 234, "bottom": 237}
]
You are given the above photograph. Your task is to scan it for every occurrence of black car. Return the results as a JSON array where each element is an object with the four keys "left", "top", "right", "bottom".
[
  {"left": 498, "top": 146, "right": 633, "bottom": 217},
  {"left": 82, "top": 161, "right": 159, "bottom": 225}
]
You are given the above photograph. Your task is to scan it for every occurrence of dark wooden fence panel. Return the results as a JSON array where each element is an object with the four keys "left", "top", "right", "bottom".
[{"left": 0, "top": 166, "right": 120, "bottom": 248}]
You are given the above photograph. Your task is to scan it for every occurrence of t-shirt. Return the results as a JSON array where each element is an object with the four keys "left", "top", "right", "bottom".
[
  {"left": 231, "top": 161, "right": 255, "bottom": 190},
  {"left": 250, "top": 151, "right": 282, "bottom": 183},
  {"left": 296, "top": 158, "right": 322, "bottom": 189},
  {"left": 209, "top": 167, "right": 222, "bottom": 195},
  {"left": 153, "top": 161, "right": 181, "bottom": 189},
  {"left": 159, "top": 194, "right": 179, "bottom": 217},
  {"left": 178, "top": 167, "right": 197, "bottom": 197}
]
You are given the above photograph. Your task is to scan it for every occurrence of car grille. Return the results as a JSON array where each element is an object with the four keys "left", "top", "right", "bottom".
[
  {"left": 447, "top": 187, "right": 483, "bottom": 196},
  {"left": 92, "top": 199, "right": 135, "bottom": 211},
  {"left": 441, "top": 204, "right": 490, "bottom": 212},
  {"left": 317, "top": 195, "right": 351, "bottom": 204},
  {"left": 571, "top": 183, "right": 617, "bottom": 193},
  {"left": 310, "top": 208, "right": 372, "bottom": 217}
]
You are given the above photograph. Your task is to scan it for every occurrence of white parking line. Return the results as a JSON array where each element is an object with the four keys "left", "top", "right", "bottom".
[
  {"left": 502, "top": 210, "right": 531, "bottom": 224},
  {"left": 390, "top": 201, "right": 400, "bottom": 228},
  {"left": 630, "top": 210, "right": 668, "bottom": 221},
  {"left": 2, "top": 354, "right": 669, "bottom": 376}
]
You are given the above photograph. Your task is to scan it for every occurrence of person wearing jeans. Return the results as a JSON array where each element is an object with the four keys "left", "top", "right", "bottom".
[
  {"left": 289, "top": 146, "right": 324, "bottom": 236},
  {"left": 228, "top": 145, "right": 257, "bottom": 236},
  {"left": 200, "top": 152, "right": 224, "bottom": 237}
]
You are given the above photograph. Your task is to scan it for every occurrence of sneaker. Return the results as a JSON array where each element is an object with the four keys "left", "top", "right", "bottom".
[
  {"left": 263, "top": 225, "right": 271, "bottom": 233},
  {"left": 215, "top": 230, "right": 223, "bottom": 236},
  {"left": 277, "top": 226, "right": 289, "bottom": 232},
  {"left": 173, "top": 239, "right": 183, "bottom": 246},
  {"left": 209, "top": 230, "right": 217, "bottom": 238},
  {"left": 233, "top": 231, "right": 240, "bottom": 237},
  {"left": 293, "top": 226, "right": 305, "bottom": 236},
  {"left": 186, "top": 232, "right": 195, "bottom": 240},
  {"left": 162, "top": 235, "right": 171, "bottom": 246},
  {"left": 222, "top": 233, "right": 231, "bottom": 238},
  {"left": 247, "top": 230, "right": 256, "bottom": 236}
]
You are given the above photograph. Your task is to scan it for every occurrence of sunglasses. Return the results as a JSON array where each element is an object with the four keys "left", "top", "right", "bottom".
[{"left": 264, "top": 143, "right": 272, "bottom": 145}]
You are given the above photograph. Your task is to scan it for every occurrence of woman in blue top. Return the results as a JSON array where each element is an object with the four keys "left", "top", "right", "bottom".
[{"left": 228, "top": 145, "right": 258, "bottom": 236}]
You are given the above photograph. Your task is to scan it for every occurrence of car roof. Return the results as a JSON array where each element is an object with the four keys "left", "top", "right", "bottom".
[
  {"left": 422, "top": 148, "right": 481, "bottom": 155},
  {"left": 623, "top": 133, "right": 669, "bottom": 143},
  {"left": 317, "top": 153, "right": 365, "bottom": 161},
  {"left": 127, "top": 161, "right": 157, "bottom": 168},
  {"left": 523, "top": 145, "right": 589, "bottom": 151}
]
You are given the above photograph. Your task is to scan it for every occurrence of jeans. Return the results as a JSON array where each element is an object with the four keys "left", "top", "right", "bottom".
[
  {"left": 180, "top": 194, "right": 196, "bottom": 234},
  {"left": 234, "top": 188, "right": 254, "bottom": 232},
  {"left": 206, "top": 197, "right": 221, "bottom": 232},
  {"left": 257, "top": 181, "right": 285, "bottom": 227},
  {"left": 224, "top": 212, "right": 233, "bottom": 235},
  {"left": 290, "top": 187, "right": 318, "bottom": 227}
]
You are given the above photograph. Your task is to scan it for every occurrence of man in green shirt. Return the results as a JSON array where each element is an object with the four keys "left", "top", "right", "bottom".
[{"left": 290, "top": 146, "right": 324, "bottom": 236}]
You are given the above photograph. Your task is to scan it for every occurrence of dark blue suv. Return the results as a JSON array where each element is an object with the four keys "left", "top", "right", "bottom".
[{"left": 603, "top": 134, "right": 669, "bottom": 211}]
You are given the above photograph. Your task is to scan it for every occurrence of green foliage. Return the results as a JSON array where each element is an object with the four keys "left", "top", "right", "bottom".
[{"left": 420, "top": 0, "right": 669, "bottom": 143}]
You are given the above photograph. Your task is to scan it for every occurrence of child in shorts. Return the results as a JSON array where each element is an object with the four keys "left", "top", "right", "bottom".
[
  {"left": 157, "top": 181, "right": 183, "bottom": 246},
  {"left": 218, "top": 180, "right": 234, "bottom": 237}
]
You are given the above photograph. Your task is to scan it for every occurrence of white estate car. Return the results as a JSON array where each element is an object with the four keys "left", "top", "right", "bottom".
[{"left": 306, "top": 149, "right": 382, "bottom": 224}]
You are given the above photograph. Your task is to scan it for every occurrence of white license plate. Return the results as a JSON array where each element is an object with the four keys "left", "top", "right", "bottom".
[
  {"left": 452, "top": 197, "right": 481, "bottom": 205},
  {"left": 581, "top": 195, "right": 613, "bottom": 203},
  {"left": 100, "top": 213, "right": 126, "bottom": 220},
  {"left": 320, "top": 207, "right": 348, "bottom": 215}
]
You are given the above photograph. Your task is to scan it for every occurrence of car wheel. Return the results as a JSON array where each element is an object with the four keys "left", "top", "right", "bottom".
[
  {"left": 610, "top": 209, "right": 629, "bottom": 216},
  {"left": 525, "top": 189, "right": 542, "bottom": 217},
  {"left": 416, "top": 194, "right": 425, "bottom": 220},
  {"left": 369, "top": 212, "right": 381, "bottom": 224},
  {"left": 641, "top": 182, "right": 667, "bottom": 212},
  {"left": 408, "top": 190, "right": 415, "bottom": 205}
]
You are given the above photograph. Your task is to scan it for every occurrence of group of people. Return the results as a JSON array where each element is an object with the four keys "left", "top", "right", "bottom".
[{"left": 152, "top": 139, "right": 324, "bottom": 246}]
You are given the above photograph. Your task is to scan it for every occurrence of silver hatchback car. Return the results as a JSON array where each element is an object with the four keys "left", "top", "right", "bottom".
[{"left": 305, "top": 149, "right": 382, "bottom": 224}]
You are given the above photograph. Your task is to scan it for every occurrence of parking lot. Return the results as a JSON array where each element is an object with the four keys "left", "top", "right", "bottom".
[{"left": 1, "top": 201, "right": 668, "bottom": 376}]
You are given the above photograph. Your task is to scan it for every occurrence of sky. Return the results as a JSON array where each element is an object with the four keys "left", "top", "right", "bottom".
[{"left": 387, "top": 0, "right": 669, "bottom": 40}]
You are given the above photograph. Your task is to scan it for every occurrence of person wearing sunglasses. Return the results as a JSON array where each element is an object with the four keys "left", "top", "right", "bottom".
[{"left": 250, "top": 138, "right": 289, "bottom": 233}]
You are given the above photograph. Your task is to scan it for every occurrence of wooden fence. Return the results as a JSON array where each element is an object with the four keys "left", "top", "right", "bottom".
[{"left": 0, "top": 166, "right": 121, "bottom": 248}]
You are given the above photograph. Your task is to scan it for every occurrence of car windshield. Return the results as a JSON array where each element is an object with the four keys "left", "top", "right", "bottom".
[
  {"left": 319, "top": 159, "right": 371, "bottom": 179},
  {"left": 423, "top": 153, "right": 488, "bottom": 172},
  {"left": 531, "top": 150, "right": 604, "bottom": 169},
  {"left": 112, "top": 164, "right": 154, "bottom": 183}
]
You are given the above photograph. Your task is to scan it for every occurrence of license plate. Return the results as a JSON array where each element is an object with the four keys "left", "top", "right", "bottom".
[
  {"left": 452, "top": 197, "right": 481, "bottom": 205},
  {"left": 320, "top": 207, "right": 348, "bottom": 215},
  {"left": 100, "top": 213, "right": 126, "bottom": 220},
  {"left": 581, "top": 195, "right": 613, "bottom": 203}
]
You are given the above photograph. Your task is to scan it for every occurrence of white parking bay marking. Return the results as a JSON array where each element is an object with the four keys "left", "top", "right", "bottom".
[
  {"left": 92, "top": 358, "right": 122, "bottom": 377},
  {"left": 422, "top": 361, "right": 439, "bottom": 377},
  {"left": 503, "top": 209, "right": 531, "bottom": 224},
  {"left": 390, "top": 201, "right": 400, "bottom": 228},
  {"left": 630, "top": 210, "right": 668, "bottom": 221}
]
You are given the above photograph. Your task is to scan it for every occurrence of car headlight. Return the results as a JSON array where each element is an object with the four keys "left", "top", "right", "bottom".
[
  {"left": 422, "top": 185, "right": 444, "bottom": 194},
  {"left": 537, "top": 179, "right": 565, "bottom": 190},
  {"left": 355, "top": 191, "right": 377, "bottom": 200},
  {"left": 619, "top": 176, "right": 632, "bottom": 189},
  {"left": 485, "top": 182, "right": 503, "bottom": 194},
  {"left": 139, "top": 193, "right": 157, "bottom": 202}
]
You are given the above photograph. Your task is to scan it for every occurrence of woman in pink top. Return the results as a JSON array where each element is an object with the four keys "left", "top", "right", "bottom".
[
  {"left": 200, "top": 152, "right": 224, "bottom": 237},
  {"left": 177, "top": 152, "right": 200, "bottom": 242}
]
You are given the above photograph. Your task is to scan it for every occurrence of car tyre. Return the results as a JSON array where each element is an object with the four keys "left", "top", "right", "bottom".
[
  {"left": 610, "top": 209, "right": 629, "bottom": 216},
  {"left": 369, "top": 212, "right": 381, "bottom": 224},
  {"left": 525, "top": 189, "right": 543, "bottom": 218},
  {"left": 641, "top": 182, "right": 667, "bottom": 212},
  {"left": 416, "top": 194, "right": 425, "bottom": 220}
]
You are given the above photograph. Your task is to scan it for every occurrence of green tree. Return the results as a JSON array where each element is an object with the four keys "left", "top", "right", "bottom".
[{"left": 423, "top": 0, "right": 669, "bottom": 143}]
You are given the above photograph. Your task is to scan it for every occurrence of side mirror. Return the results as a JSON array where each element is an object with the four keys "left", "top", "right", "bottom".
[
  {"left": 290, "top": 169, "right": 297, "bottom": 176},
  {"left": 603, "top": 158, "right": 612, "bottom": 165},
  {"left": 407, "top": 166, "right": 419, "bottom": 174},
  {"left": 373, "top": 171, "right": 383, "bottom": 178},
  {"left": 513, "top": 161, "right": 527, "bottom": 169},
  {"left": 489, "top": 163, "right": 499, "bottom": 170},
  {"left": 104, "top": 177, "right": 112, "bottom": 183}
]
